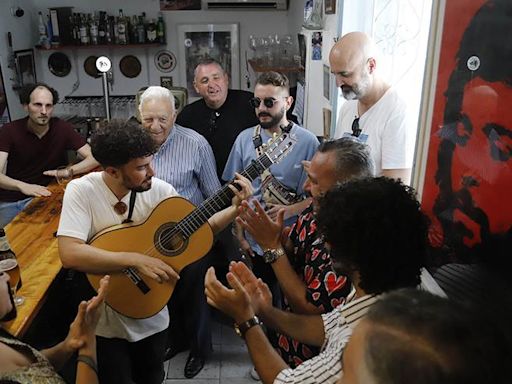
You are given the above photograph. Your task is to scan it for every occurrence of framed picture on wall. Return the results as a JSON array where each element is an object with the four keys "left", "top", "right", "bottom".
[
  {"left": 160, "top": 76, "right": 173, "bottom": 89},
  {"left": 14, "top": 49, "right": 36, "bottom": 86},
  {"left": 324, "top": 0, "right": 336, "bottom": 14},
  {"left": 177, "top": 23, "right": 239, "bottom": 101},
  {"left": 323, "top": 64, "right": 330, "bottom": 100},
  {"left": 0, "top": 64, "right": 10, "bottom": 128},
  {"left": 160, "top": 0, "right": 201, "bottom": 10},
  {"left": 418, "top": 0, "right": 511, "bottom": 260}
]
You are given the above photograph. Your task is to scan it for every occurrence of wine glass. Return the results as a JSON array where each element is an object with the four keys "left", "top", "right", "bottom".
[
  {"left": 55, "top": 166, "right": 74, "bottom": 190},
  {"left": 0, "top": 258, "right": 24, "bottom": 306}
]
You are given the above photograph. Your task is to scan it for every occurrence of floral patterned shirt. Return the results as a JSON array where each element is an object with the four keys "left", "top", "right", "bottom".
[{"left": 269, "top": 204, "right": 352, "bottom": 368}]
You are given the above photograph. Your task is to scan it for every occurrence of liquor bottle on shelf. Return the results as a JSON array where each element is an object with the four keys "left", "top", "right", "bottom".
[
  {"left": 79, "top": 14, "right": 90, "bottom": 45},
  {"left": 98, "top": 12, "right": 106, "bottom": 45},
  {"left": 70, "top": 13, "right": 80, "bottom": 45},
  {"left": 106, "top": 15, "right": 114, "bottom": 44},
  {"left": 117, "top": 9, "right": 127, "bottom": 44},
  {"left": 137, "top": 15, "right": 146, "bottom": 44},
  {"left": 157, "top": 12, "right": 165, "bottom": 44},
  {"left": 131, "top": 15, "right": 138, "bottom": 44},
  {"left": 146, "top": 18, "right": 157, "bottom": 43},
  {"left": 90, "top": 13, "right": 99, "bottom": 45}
]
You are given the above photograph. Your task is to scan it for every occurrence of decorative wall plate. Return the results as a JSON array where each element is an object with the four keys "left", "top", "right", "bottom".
[
  {"left": 154, "top": 50, "right": 176, "bottom": 73},
  {"left": 84, "top": 56, "right": 101, "bottom": 78},
  {"left": 48, "top": 52, "right": 71, "bottom": 77},
  {"left": 119, "top": 55, "right": 141, "bottom": 78}
]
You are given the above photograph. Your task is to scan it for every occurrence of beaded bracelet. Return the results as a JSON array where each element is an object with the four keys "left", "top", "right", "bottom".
[{"left": 77, "top": 355, "right": 98, "bottom": 375}]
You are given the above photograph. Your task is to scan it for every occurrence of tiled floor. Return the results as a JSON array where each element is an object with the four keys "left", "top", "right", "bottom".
[{"left": 164, "top": 316, "right": 257, "bottom": 384}]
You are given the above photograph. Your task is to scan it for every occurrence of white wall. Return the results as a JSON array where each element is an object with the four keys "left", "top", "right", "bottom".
[
  {"left": 0, "top": 0, "right": 36, "bottom": 119},
  {"left": 1, "top": 0, "right": 295, "bottom": 119}
]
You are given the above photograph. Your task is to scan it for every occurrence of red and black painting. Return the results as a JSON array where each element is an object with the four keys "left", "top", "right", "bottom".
[{"left": 421, "top": 0, "right": 512, "bottom": 262}]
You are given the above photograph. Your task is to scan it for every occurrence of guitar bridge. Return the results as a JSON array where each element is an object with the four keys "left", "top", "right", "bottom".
[{"left": 123, "top": 267, "right": 150, "bottom": 294}]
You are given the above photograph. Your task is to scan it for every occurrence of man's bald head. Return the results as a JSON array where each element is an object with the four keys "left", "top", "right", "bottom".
[
  {"left": 331, "top": 32, "right": 377, "bottom": 65},
  {"left": 329, "top": 32, "right": 378, "bottom": 100}
]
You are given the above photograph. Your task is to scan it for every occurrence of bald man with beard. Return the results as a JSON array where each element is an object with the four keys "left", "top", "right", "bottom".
[{"left": 330, "top": 32, "right": 412, "bottom": 184}]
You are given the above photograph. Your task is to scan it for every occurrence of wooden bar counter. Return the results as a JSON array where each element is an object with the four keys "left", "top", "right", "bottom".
[{"left": 3, "top": 184, "right": 64, "bottom": 337}]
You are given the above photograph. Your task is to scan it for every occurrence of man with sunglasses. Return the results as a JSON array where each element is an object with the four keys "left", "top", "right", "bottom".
[
  {"left": 223, "top": 71, "right": 319, "bottom": 309},
  {"left": 330, "top": 32, "right": 412, "bottom": 184}
]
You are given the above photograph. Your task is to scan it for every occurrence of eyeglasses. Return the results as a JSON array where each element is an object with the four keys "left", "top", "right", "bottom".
[
  {"left": 351, "top": 117, "right": 362, "bottom": 137},
  {"left": 249, "top": 97, "right": 286, "bottom": 109}
]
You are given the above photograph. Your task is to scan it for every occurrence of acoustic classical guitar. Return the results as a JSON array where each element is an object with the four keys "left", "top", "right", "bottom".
[{"left": 87, "top": 132, "right": 297, "bottom": 319}]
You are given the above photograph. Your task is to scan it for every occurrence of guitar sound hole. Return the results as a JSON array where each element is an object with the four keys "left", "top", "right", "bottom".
[{"left": 154, "top": 223, "right": 188, "bottom": 257}]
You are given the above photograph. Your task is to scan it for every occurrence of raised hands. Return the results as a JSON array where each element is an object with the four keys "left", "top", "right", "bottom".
[
  {"left": 237, "top": 200, "right": 284, "bottom": 250},
  {"left": 204, "top": 262, "right": 272, "bottom": 323}
]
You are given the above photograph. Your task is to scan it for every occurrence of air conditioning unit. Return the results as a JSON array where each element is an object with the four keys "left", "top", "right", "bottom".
[{"left": 203, "top": 0, "right": 288, "bottom": 10}]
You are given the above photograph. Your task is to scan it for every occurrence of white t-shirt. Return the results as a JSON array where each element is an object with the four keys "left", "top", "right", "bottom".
[
  {"left": 334, "top": 87, "right": 412, "bottom": 176},
  {"left": 57, "top": 171, "right": 179, "bottom": 342}
]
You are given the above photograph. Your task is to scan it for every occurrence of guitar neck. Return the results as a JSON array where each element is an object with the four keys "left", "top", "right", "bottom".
[{"left": 177, "top": 154, "right": 273, "bottom": 237}]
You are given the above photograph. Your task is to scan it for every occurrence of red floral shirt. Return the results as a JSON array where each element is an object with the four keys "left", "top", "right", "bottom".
[{"left": 269, "top": 204, "right": 351, "bottom": 368}]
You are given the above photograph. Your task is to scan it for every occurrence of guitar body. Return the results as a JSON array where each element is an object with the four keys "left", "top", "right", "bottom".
[{"left": 87, "top": 196, "right": 214, "bottom": 319}]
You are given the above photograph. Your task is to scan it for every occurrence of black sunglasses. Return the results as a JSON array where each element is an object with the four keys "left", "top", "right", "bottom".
[
  {"left": 249, "top": 97, "right": 283, "bottom": 109},
  {"left": 351, "top": 117, "right": 362, "bottom": 137}
]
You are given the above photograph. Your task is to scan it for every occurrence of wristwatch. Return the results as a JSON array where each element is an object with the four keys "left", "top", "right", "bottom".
[
  {"left": 262, "top": 247, "right": 286, "bottom": 264},
  {"left": 234, "top": 315, "right": 261, "bottom": 338}
]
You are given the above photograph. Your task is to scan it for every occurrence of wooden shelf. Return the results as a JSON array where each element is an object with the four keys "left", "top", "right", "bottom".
[
  {"left": 35, "top": 42, "right": 164, "bottom": 51},
  {"left": 248, "top": 59, "right": 304, "bottom": 73}
]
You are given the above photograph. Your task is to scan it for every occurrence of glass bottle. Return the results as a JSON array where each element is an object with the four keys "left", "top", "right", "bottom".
[
  {"left": 157, "top": 12, "right": 165, "bottom": 44},
  {"left": 117, "top": 9, "right": 127, "bottom": 45},
  {"left": 90, "top": 13, "right": 99, "bottom": 45},
  {"left": 137, "top": 15, "right": 146, "bottom": 44},
  {"left": 146, "top": 19, "right": 157, "bottom": 43},
  {"left": 79, "top": 14, "right": 90, "bottom": 45}
]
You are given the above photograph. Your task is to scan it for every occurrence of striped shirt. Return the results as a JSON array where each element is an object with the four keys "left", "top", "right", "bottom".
[
  {"left": 152, "top": 124, "right": 221, "bottom": 206},
  {"left": 274, "top": 292, "right": 379, "bottom": 384}
]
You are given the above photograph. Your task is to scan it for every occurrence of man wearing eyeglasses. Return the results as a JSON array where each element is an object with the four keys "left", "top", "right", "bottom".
[
  {"left": 223, "top": 71, "right": 319, "bottom": 309},
  {"left": 330, "top": 32, "right": 412, "bottom": 184}
]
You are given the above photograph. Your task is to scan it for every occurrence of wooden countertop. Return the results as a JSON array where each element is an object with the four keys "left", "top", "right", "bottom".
[{"left": 3, "top": 184, "right": 64, "bottom": 337}]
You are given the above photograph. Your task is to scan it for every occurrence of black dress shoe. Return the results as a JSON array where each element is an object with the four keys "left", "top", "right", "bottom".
[{"left": 184, "top": 353, "right": 205, "bottom": 379}]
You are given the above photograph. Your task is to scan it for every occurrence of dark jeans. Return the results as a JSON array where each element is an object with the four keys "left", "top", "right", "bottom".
[{"left": 97, "top": 329, "right": 167, "bottom": 384}]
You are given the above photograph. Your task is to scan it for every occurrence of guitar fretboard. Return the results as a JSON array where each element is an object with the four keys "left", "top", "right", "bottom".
[{"left": 177, "top": 154, "right": 273, "bottom": 238}]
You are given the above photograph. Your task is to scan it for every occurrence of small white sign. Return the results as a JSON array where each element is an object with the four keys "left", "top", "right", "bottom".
[{"left": 96, "top": 56, "right": 112, "bottom": 73}]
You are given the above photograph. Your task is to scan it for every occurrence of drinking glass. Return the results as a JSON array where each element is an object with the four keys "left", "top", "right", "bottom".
[
  {"left": 0, "top": 258, "right": 24, "bottom": 306},
  {"left": 55, "top": 166, "right": 74, "bottom": 190}
]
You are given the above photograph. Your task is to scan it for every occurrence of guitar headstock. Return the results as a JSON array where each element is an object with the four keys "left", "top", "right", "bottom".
[{"left": 261, "top": 132, "right": 298, "bottom": 165}]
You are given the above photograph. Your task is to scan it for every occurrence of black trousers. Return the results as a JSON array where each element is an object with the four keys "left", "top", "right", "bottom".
[
  {"left": 166, "top": 226, "right": 239, "bottom": 358},
  {"left": 97, "top": 329, "right": 167, "bottom": 384}
]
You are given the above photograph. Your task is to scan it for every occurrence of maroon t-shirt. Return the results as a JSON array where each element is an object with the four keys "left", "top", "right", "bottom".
[{"left": 0, "top": 117, "right": 86, "bottom": 202}]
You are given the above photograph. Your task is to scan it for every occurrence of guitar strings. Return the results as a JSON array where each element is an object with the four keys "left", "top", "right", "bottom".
[{"left": 138, "top": 154, "right": 272, "bottom": 258}]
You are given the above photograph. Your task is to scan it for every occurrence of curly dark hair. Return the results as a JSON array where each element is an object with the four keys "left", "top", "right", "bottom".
[
  {"left": 316, "top": 177, "right": 428, "bottom": 294},
  {"left": 362, "top": 289, "right": 512, "bottom": 384},
  {"left": 255, "top": 71, "right": 290, "bottom": 93},
  {"left": 19, "top": 82, "right": 59, "bottom": 105},
  {"left": 90, "top": 119, "right": 157, "bottom": 168}
]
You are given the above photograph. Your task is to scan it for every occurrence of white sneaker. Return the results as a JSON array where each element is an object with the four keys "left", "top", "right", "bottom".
[{"left": 250, "top": 367, "right": 260, "bottom": 381}]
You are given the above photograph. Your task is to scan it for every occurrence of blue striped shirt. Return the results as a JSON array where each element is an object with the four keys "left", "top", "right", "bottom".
[{"left": 152, "top": 124, "right": 221, "bottom": 206}]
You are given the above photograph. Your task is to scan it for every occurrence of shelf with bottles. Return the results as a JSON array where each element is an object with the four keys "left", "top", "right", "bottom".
[
  {"left": 35, "top": 42, "right": 165, "bottom": 51},
  {"left": 248, "top": 59, "right": 304, "bottom": 73},
  {"left": 37, "top": 9, "right": 166, "bottom": 51}
]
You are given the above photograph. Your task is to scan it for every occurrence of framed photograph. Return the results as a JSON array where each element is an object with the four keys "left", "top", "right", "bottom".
[
  {"left": 160, "top": 76, "right": 173, "bottom": 89},
  {"left": 14, "top": 49, "right": 36, "bottom": 86},
  {"left": 0, "top": 64, "right": 10, "bottom": 128},
  {"left": 324, "top": 0, "right": 336, "bottom": 14},
  {"left": 177, "top": 23, "right": 239, "bottom": 100},
  {"left": 322, "top": 108, "right": 332, "bottom": 139},
  {"left": 160, "top": 0, "right": 201, "bottom": 10}
]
